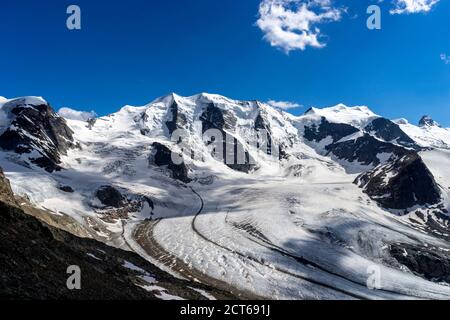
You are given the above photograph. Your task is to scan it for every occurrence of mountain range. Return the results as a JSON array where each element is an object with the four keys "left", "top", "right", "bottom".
[{"left": 1, "top": 93, "right": 450, "bottom": 300}]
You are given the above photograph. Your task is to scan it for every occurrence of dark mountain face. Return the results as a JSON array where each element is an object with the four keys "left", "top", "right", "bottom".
[
  {"left": 95, "top": 186, "right": 125, "bottom": 208},
  {"left": 390, "top": 243, "right": 450, "bottom": 284},
  {"left": 364, "top": 118, "right": 419, "bottom": 149},
  {"left": 355, "top": 153, "right": 441, "bottom": 211},
  {"left": 200, "top": 104, "right": 256, "bottom": 173},
  {"left": 327, "top": 135, "right": 409, "bottom": 167},
  {"left": 165, "top": 101, "right": 188, "bottom": 135},
  {"left": 304, "top": 117, "right": 412, "bottom": 167},
  {"left": 255, "top": 110, "right": 290, "bottom": 160},
  {"left": 0, "top": 99, "right": 76, "bottom": 172},
  {"left": 255, "top": 111, "right": 271, "bottom": 133},
  {"left": 304, "top": 117, "right": 359, "bottom": 143},
  {"left": 150, "top": 142, "right": 191, "bottom": 183},
  {"left": 200, "top": 103, "right": 236, "bottom": 133}
]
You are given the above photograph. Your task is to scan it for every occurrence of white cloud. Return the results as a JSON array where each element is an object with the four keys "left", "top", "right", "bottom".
[
  {"left": 390, "top": 0, "right": 440, "bottom": 14},
  {"left": 58, "top": 107, "right": 97, "bottom": 121},
  {"left": 256, "top": 0, "right": 344, "bottom": 53},
  {"left": 267, "top": 100, "right": 303, "bottom": 110},
  {"left": 441, "top": 53, "right": 450, "bottom": 64}
]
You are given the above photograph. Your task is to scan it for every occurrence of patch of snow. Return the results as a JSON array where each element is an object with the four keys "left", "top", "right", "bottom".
[
  {"left": 154, "top": 290, "right": 185, "bottom": 300},
  {"left": 123, "top": 261, "right": 146, "bottom": 273},
  {"left": 337, "top": 131, "right": 365, "bottom": 143},
  {"left": 376, "top": 152, "right": 392, "bottom": 164},
  {"left": 190, "top": 287, "right": 217, "bottom": 300},
  {"left": 140, "top": 283, "right": 185, "bottom": 300},
  {"left": 86, "top": 253, "right": 102, "bottom": 260}
]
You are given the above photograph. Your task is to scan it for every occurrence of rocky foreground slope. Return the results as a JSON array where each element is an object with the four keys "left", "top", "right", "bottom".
[{"left": 0, "top": 168, "right": 234, "bottom": 300}]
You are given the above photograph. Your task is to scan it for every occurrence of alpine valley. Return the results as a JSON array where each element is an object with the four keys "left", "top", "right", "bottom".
[{"left": 1, "top": 93, "right": 450, "bottom": 300}]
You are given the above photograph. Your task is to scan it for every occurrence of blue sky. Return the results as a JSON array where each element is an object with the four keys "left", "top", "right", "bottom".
[{"left": 0, "top": 0, "right": 449, "bottom": 125}]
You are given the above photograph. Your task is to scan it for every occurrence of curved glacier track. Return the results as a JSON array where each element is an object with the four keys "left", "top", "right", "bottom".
[
  {"left": 130, "top": 213, "right": 260, "bottom": 299},
  {"left": 189, "top": 189, "right": 365, "bottom": 300},
  {"left": 128, "top": 184, "right": 450, "bottom": 300},
  {"left": 187, "top": 188, "right": 422, "bottom": 300}
]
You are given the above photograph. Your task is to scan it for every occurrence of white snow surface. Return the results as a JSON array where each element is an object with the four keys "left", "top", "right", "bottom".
[
  {"left": 398, "top": 121, "right": 450, "bottom": 149},
  {"left": 1, "top": 93, "right": 450, "bottom": 300},
  {"left": 303, "top": 104, "right": 379, "bottom": 128}
]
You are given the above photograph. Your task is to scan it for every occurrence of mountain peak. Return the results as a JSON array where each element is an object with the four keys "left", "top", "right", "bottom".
[
  {"left": 302, "top": 104, "right": 378, "bottom": 128},
  {"left": 419, "top": 115, "right": 440, "bottom": 127},
  {"left": 306, "top": 104, "right": 375, "bottom": 115},
  {"left": 1, "top": 96, "right": 48, "bottom": 109},
  {"left": 194, "top": 92, "right": 241, "bottom": 105}
]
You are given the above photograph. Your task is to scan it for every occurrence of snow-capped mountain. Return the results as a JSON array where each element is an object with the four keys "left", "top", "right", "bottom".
[{"left": 2, "top": 93, "right": 450, "bottom": 300}]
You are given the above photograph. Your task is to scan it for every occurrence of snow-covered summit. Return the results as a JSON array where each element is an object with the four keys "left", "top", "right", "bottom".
[
  {"left": 0, "top": 96, "right": 75, "bottom": 172},
  {"left": 419, "top": 115, "right": 441, "bottom": 128},
  {"left": 302, "top": 104, "right": 379, "bottom": 128},
  {"left": 0, "top": 96, "right": 47, "bottom": 109},
  {"left": 0, "top": 96, "right": 49, "bottom": 131}
]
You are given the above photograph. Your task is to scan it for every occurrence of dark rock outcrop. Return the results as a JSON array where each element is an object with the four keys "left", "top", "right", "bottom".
[
  {"left": 200, "top": 104, "right": 256, "bottom": 173},
  {"left": 254, "top": 110, "right": 286, "bottom": 160},
  {"left": 419, "top": 115, "right": 440, "bottom": 128},
  {"left": 304, "top": 117, "right": 417, "bottom": 167},
  {"left": 200, "top": 103, "right": 237, "bottom": 133},
  {"left": 303, "top": 115, "right": 442, "bottom": 210},
  {"left": 409, "top": 209, "right": 450, "bottom": 242},
  {"left": 391, "top": 243, "right": 450, "bottom": 284},
  {"left": 0, "top": 98, "right": 76, "bottom": 172},
  {"left": 151, "top": 142, "right": 191, "bottom": 183},
  {"left": 364, "top": 118, "right": 418, "bottom": 149},
  {"left": 255, "top": 111, "right": 271, "bottom": 133},
  {"left": 95, "top": 186, "right": 125, "bottom": 208},
  {"left": 304, "top": 117, "right": 359, "bottom": 142},
  {"left": 355, "top": 153, "right": 441, "bottom": 210},
  {"left": 328, "top": 135, "right": 410, "bottom": 167},
  {"left": 59, "top": 185, "right": 74, "bottom": 193},
  {"left": 86, "top": 118, "right": 97, "bottom": 130},
  {"left": 304, "top": 117, "right": 359, "bottom": 144},
  {"left": 165, "top": 101, "right": 187, "bottom": 135}
]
